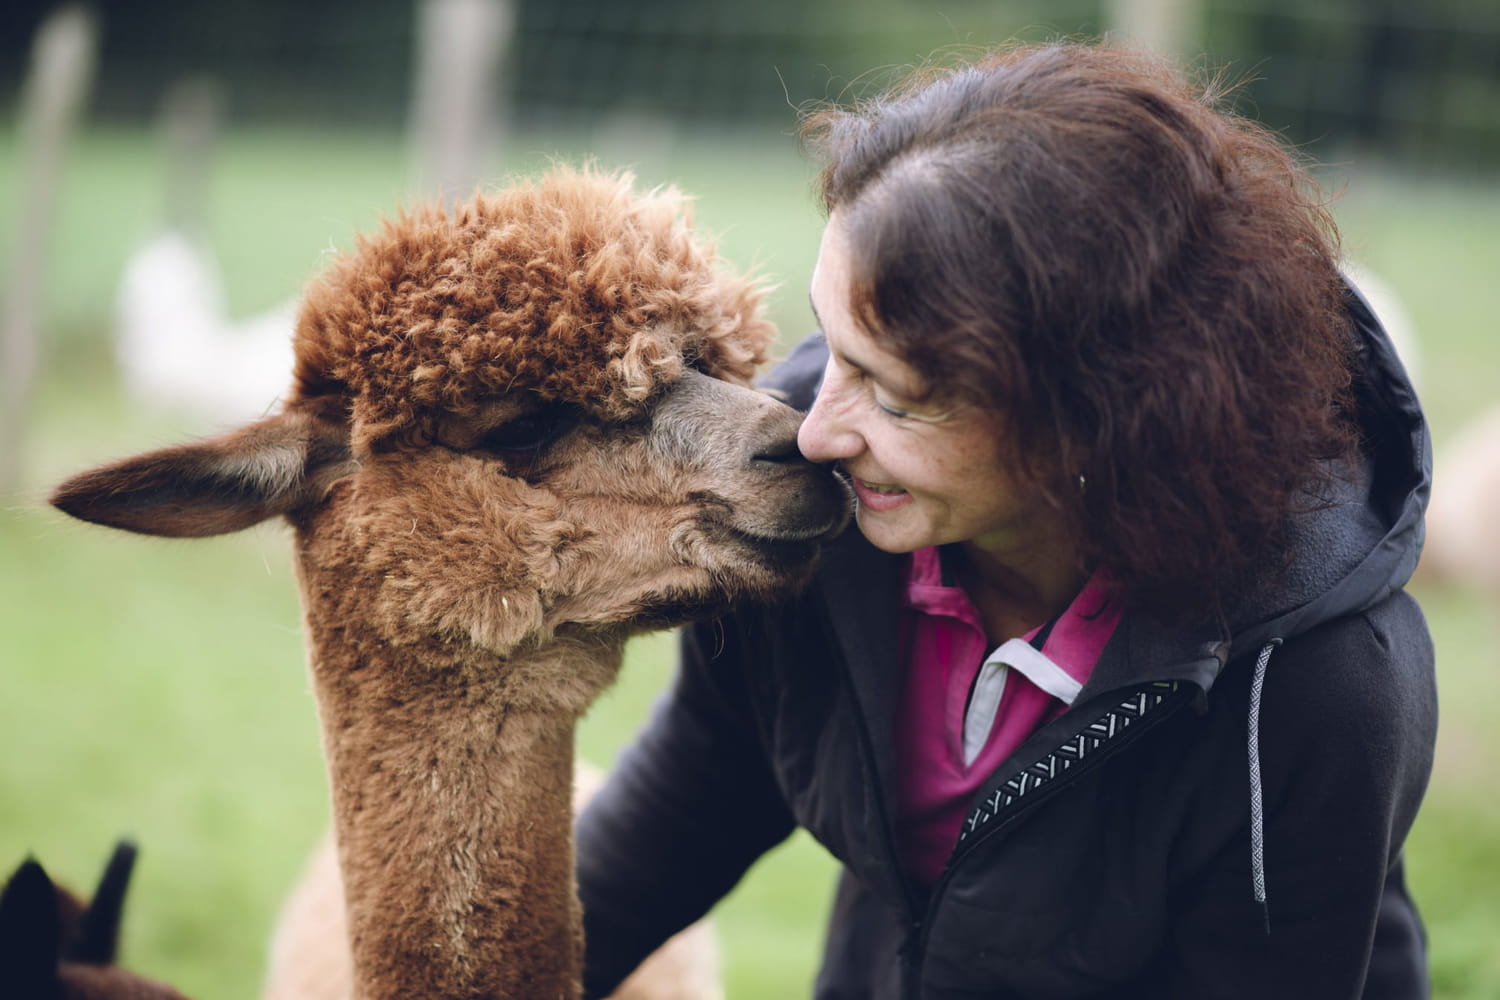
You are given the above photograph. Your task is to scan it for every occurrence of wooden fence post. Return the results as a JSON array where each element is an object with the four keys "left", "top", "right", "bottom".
[
  {"left": 1105, "top": 0, "right": 1203, "bottom": 58},
  {"left": 408, "top": 0, "right": 516, "bottom": 205},
  {"left": 0, "top": 5, "right": 99, "bottom": 497}
]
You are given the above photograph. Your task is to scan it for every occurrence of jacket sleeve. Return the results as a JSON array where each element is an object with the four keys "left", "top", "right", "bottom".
[
  {"left": 1161, "top": 596, "right": 1437, "bottom": 998},
  {"left": 576, "top": 616, "right": 797, "bottom": 998}
]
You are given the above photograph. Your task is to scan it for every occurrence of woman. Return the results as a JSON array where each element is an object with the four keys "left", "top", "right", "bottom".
[{"left": 577, "top": 41, "right": 1436, "bottom": 998}]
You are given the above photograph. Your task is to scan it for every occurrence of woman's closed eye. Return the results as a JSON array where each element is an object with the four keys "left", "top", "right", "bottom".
[{"left": 872, "top": 390, "right": 912, "bottom": 419}]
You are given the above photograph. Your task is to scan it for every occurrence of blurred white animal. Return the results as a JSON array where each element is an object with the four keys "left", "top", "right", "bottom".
[
  {"left": 114, "top": 230, "right": 295, "bottom": 425},
  {"left": 1420, "top": 404, "right": 1500, "bottom": 592},
  {"left": 1344, "top": 261, "right": 1421, "bottom": 390}
]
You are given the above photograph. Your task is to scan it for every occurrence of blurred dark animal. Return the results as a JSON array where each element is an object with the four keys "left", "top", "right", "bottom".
[{"left": 0, "top": 841, "right": 188, "bottom": 1000}]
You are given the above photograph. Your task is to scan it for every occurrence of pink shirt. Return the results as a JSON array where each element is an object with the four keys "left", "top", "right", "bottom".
[{"left": 893, "top": 546, "right": 1123, "bottom": 887}]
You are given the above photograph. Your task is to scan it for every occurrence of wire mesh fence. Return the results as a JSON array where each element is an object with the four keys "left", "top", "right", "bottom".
[{"left": 2, "top": 0, "right": 1496, "bottom": 168}]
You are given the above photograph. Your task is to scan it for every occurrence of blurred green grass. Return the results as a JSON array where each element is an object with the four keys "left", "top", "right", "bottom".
[{"left": 1, "top": 126, "right": 1498, "bottom": 998}]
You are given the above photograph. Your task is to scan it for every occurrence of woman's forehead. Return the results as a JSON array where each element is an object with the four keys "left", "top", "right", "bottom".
[{"left": 812, "top": 216, "right": 931, "bottom": 402}]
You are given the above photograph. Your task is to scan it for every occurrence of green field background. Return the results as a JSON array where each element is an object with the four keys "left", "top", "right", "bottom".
[{"left": 1, "top": 127, "right": 1497, "bottom": 997}]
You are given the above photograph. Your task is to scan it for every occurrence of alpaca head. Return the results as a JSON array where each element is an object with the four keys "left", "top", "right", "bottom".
[
  {"left": 0, "top": 842, "right": 190, "bottom": 1000},
  {"left": 51, "top": 167, "right": 850, "bottom": 685}
]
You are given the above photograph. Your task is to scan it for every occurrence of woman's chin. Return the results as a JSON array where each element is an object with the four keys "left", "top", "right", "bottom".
[{"left": 853, "top": 505, "right": 929, "bottom": 554}]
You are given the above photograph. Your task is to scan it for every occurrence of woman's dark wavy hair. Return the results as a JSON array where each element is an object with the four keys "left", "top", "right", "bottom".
[{"left": 801, "top": 41, "right": 1361, "bottom": 624}]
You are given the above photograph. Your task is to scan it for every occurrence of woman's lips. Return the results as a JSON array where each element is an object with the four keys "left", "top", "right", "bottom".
[{"left": 850, "top": 476, "right": 911, "bottom": 512}]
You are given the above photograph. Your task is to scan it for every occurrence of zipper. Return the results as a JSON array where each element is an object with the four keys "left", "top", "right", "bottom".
[{"left": 911, "top": 680, "right": 1195, "bottom": 980}]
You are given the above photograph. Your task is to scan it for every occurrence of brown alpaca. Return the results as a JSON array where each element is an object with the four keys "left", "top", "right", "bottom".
[
  {"left": 1, "top": 841, "right": 189, "bottom": 1000},
  {"left": 50, "top": 167, "right": 849, "bottom": 1000}
]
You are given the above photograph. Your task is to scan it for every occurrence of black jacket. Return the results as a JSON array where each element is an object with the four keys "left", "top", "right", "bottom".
[{"left": 577, "top": 287, "right": 1438, "bottom": 999}]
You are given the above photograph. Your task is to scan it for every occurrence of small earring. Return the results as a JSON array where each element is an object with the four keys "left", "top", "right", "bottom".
[{"left": 1077, "top": 473, "right": 1087, "bottom": 493}]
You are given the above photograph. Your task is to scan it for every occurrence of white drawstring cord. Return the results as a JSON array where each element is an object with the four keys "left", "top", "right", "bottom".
[{"left": 1248, "top": 637, "right": 1281, "bottom": 935}]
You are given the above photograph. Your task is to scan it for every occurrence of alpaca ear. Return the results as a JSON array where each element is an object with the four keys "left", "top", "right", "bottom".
[
  {"left": 50, "top": 409, "right": 354, "bottom": 538},
  {"left": 65, "top": 840, "right": 137, "bottom": 965},
  {"left": 0, "top": 858, "right": 62, "bottom": 993}
]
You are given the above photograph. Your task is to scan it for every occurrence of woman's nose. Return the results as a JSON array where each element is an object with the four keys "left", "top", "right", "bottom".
[{"left": 797, "top": 373, "right": 861, "bottom": 464}]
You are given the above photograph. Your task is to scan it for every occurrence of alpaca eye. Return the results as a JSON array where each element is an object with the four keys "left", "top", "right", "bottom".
[{"left": 478, "top": 404, "right": 579, "bottom": 454}]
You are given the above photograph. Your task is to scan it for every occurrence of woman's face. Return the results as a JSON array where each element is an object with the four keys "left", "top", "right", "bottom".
[{"left": 798, "top": 214, "right": 1063, "bottom": 561}]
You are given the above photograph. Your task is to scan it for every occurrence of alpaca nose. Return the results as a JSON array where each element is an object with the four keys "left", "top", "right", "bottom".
[
  {"left": 743, "top": 389, "right": 815, "bottom": 468},
  {"left": 751, "top": 424, "right": 802, "bottom": 464}
]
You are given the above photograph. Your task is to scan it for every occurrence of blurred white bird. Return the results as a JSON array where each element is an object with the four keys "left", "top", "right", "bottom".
[
  {"left": 112, "top": 79, "right": 295, "bottom": 427},
  {"left": 114, "top": 229, "right": 295, "bottom": 425}
]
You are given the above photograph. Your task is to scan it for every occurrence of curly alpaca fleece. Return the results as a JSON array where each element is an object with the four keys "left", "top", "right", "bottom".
[{"left": 293, "top": 167, "right": 773, "bottom": 449}]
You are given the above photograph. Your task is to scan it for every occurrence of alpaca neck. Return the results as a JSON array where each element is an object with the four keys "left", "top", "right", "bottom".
[{"left": 303, "top": 613, "right": 622, "bottom": 1000}]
